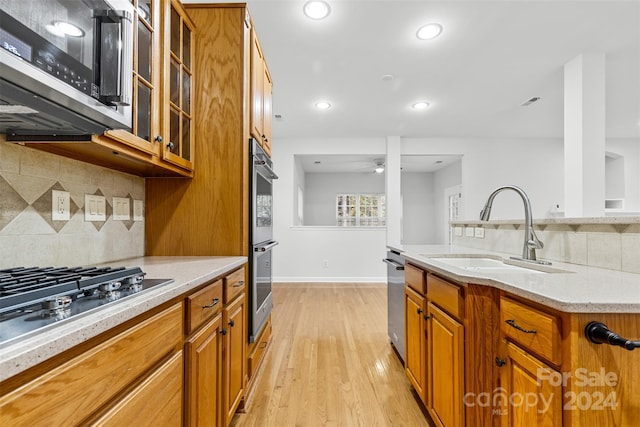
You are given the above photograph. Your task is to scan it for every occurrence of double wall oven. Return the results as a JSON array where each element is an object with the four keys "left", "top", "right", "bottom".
[{"left": 249, "top": 138, "right": 278, "bottom": 342}]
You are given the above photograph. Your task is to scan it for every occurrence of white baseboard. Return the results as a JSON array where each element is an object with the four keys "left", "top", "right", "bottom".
[{"left": 273, "top": 276, "right": 386, "bottom": 283}]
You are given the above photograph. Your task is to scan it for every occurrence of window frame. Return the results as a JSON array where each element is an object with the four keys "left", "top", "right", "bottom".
[{"left": 336, "top": 193, "right": 386, "bottom": 227}]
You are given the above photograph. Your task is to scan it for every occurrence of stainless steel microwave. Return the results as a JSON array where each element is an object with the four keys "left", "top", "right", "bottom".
[{"left": 0, "top": 0, "right": 133, "bottom": 136}]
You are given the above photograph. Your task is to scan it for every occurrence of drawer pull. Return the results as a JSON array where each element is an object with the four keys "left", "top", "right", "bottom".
[
  {"left": 505, "top": 319, "right": 536, "bottom": 334},
  {"left": 417, "top": 308, "right": 423, "bottom": 314},
  {"left": 233, "top": 281, "right": 245, "bottom": 288},
  {"left": 495, "top": 357, "right": 507, "bottom": 367},
  {"left": 259, "top": 341, "right": 268, "bottom": 349},
  {"left": 202, "top": 298, "right": 220, "bottom": 309}
]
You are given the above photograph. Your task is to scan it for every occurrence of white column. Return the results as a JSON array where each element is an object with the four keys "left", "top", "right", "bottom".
[
  {"left": 386, "top": 136, "right": 402, "bottom": 247},
  {"left": 563, "top": 53, "right": 606, "bottom": 217}
]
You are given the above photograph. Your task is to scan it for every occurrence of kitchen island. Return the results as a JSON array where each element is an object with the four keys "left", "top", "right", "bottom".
[
  {"left": 392, "top": 244, "right": 639, "bottom": 427},
  {"left": 0, "top": 256, "right": 247, "bottom": 426}
]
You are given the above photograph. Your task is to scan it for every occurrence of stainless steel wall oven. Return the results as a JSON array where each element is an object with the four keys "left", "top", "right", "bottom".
[{"left": 249, "top": 138, "right": 278, "bottom": 342}]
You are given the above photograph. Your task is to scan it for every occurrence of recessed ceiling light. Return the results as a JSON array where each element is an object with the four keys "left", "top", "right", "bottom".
[
  {"left": 47, "top": 21, "right": 84, "bottom": 37},
  {"left": 381, "top": 74, "right": 394, "bottom": 82},
  {"left": 412, "top": 101, "right": 430, "bottom": 110},
  {"left": 315, "top": 101, "right": 331, "bottom": 110},
  {"left": 303, "top": 1, "right": 331, "bottom": 20},
  {"left": 416, "top": 23, "right": 443, "bottom": 40}
]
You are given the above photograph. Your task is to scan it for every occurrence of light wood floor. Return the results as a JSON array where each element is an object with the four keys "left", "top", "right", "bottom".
[{"left": 230, "top": 283, "right": 431, "bottom": 427}]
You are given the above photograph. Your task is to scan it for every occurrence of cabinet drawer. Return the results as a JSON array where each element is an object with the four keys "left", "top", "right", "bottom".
[
  {"left": 405, "top": 263, "right": 426, "bottom": 295},
  {"left": 500, "top": 296, "right": 562, "bottom": 365},
  {"left": 186, "top": 279, "right": 223, "bottom": 334},
  {"left": 427, "top": 274, "right": 463, "bottom": 319},
  {"left": 0, "top": 303, "right": 182, "bottom": 426},
  {"left": 225, "top": 267, "right": 246, "bottom": 303},
  {"left": 248, "top": 318, "right": 272, "bottom": 379}
]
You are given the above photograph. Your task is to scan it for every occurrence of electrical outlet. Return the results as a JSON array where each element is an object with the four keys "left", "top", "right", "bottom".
[
  {"left": 133, "top": 200, "right": 144, "bottom": 221},
  {"left": 465, "top": 227, "right": 475, "bottom": 237},
  {"left": 323, "top": 259, "right": 329, "bottom": 269},
  {"left": 474, "top": 227, "right": 485, "bottom": 238},
  {"left": 85, "top": 194, "right": 107, "bottom": 221},
  {"left": 454, "top": 227, "right": 463, "bottom": 236},
  {"left": 112, "top": 197, "right": 130, "bottom": 221},
  {"left": 52, "top": 190, "right": 70, "bottom": 221}
]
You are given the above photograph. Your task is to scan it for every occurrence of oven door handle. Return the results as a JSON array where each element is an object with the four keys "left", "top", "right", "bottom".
[
  {"left": 255, "top": 241, "right": 279, "bottom": 252},
  {"left": 254, "top": 159, "right": 279, "bottom": 180},
  {"left": 382, "top": 258, "right": 404, "bottom": 270}
]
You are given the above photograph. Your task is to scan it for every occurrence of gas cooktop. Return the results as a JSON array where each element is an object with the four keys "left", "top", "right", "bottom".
[{"left": 0, "top": 266, "right": 173, "bottom": 345}]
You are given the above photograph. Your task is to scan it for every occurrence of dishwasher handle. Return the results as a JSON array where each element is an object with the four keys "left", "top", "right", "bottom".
[{"left": 383, "top": 258, "right": 405, "bottom": 271}]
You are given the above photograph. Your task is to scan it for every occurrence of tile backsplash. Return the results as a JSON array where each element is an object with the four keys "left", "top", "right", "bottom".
[
  {"left": 0, "top": 140, "right": 145, "bottom": 268},
  {"left": 452, "top": 221, "right": 640, "bottom": 273}
]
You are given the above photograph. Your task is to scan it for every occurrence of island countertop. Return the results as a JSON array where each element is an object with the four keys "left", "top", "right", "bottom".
[
  {"left": 388, "top": 244, "right": 640, "bottom": 314},
  {"left": 0, "top": 256, "right": 247, "bottom": 382}
]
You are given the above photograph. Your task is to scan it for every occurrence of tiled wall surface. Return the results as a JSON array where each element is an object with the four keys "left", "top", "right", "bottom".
[
  {"left": 0, "top": 140, "right": 145, "bottom": 269},
  {"left": 453, "top": 223, "right": 640, "bottom": 273}
]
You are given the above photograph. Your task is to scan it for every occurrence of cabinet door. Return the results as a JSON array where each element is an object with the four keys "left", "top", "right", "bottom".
[
  {"left": 162, "top": 0, "right": 194, "bottom": 171},
  {"left": 224, "top": 293, "right": 246, "bottom": 425},
  {"left": 250, "top": 32, "right": 265, "bottom": 145},
  {"left": 93, "top": 351, "right": 183, "bottom": 426},
  {"left": 427, "top": 303, "right": 464, "bottom": 427},
  {"left": 404, "top": 286, "right": 427, "bottom": 403},
  {"left": 104, "top": 0, "right": 161, "bottom": 155},
  {"left": 500, "top": 342, "right": 562, "bottom": 427},
  {"left": 185, "top": 314, "right": 224, "bottom": 427},
  {"left": 262, "top": 66, "right": 272, "bottom": 156}
]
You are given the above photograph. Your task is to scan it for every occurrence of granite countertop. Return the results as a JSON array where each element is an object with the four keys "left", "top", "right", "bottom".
[
  {"left": 388, "top": 244, "right": 640, "bottom": 314},
  {"left": 0, "top": 256, "right": 247, "bottom": 382}
]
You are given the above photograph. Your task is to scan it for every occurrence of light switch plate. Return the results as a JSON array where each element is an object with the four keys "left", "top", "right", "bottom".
[
  {"left": 52, "top": 190, "right": 70, "bottom": 221},
  {"left": 454, "top": 227, "right": 463, "bottom": 236},
  {"left": 85, "top": 194, "right": 107, "bottom": 221},
  {"left": 465, "top": 227, "right": 475, "bottom": 237},
  {"left": 474, "top": 227, "right": 485, "bottom": 238},
  {"left": 112, "top": 197, "right": 130, "bottom": 221},
  {"left": 133, "top": 200, "right": 144, "bottom": 221}
]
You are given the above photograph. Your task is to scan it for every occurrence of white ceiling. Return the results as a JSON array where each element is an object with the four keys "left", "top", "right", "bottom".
[
  {"left": 297, "top": 153, "right": 462, "bottom": 173},
  {"left": 217, "top": 0, "right": 640, "bottom": 140}
]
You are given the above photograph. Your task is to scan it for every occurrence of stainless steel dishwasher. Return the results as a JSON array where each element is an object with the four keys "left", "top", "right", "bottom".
[{"left": 383, "top": 249, "right": 405, "bottom": 363}]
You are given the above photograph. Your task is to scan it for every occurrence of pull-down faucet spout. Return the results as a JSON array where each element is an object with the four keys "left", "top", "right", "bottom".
[{"left": 479, "top": 185, "right": 549, "bottom": 264}]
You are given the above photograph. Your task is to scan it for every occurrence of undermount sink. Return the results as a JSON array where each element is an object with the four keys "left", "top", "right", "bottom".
[{"left": 423, "top": 255, "right": 570, "bottom": 274}]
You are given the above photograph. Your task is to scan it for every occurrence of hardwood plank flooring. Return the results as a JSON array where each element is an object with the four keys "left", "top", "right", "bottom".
[{"left": 230, "top": 283, "right": 431, "bottom": 427}]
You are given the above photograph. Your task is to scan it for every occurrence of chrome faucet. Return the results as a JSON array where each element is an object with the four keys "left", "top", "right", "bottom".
[{"left": 479, "top": 185, "right": 549, "bottom": 264}]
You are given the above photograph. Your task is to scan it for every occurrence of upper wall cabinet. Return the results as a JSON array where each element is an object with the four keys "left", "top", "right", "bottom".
[
  {"left": 13, "top": 0, "right": 194, "bottom": 177},
  {"left": 250, "top": 30, "right": 272, "bottom": 157},
  {"left": 103, "top": 0, "right": 195, "bottom": 174}
]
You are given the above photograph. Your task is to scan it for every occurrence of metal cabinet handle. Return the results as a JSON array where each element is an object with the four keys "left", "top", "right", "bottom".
[
  {"left": 233, "top": 281, "right": 245, "bottom": 288},
  {"left": 202, "top": 298, "right": 220, "bottom": 309},
  {"left": 423, "top": 314, "right": 431, "bottom": 320},
  {"left": 417, "top": 308, "right": 423, "bottom": 314},
  {"left": 220, "top": 328, "right": 227, "bottom": 335},
  {"left": 505, "top": 319, "right": 537, "bottom": 334},
  {"left": 495, "top": 357, "right": 507, "bottom": 367},
  {"left": 228, "top": 319, "right": 235, "bottom": 327},
  {"left": 154, "top": 135, "right": 163, "bottom": 143},
  {"left": 167, "top": 141, "right": 175, "bottom": 150}
]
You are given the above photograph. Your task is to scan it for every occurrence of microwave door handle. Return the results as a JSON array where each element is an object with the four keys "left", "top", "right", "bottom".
[{"left": 94, "top": 9, "right": 133, "bottom": 106}]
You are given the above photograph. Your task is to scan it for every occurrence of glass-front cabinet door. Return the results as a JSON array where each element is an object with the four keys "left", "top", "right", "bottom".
[
  {"left": 105, "top": 0, "right": 160, "bottom": 155},
  {"left": 161, "top": 0, "right": 194, "bottom": 170}
]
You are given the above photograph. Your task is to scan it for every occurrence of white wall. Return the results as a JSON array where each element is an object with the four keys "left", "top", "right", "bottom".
[
  {"left": 402, "top": 138, "right": 565, "bottom": 220},
  {"left": 304, "top": 172, "right": 385, "bottom": 226},
  {"left": 606, "top": 138, "right": 640, "bottom": 213},
  {"left": 433, "top": 160, "right": 463, "bottom": 244},
  {"left": 272, "top": 137, "right": 387, "bottom": 282},
  {"left": 401, "top": 172, "right": 435, "bottom": 244}
]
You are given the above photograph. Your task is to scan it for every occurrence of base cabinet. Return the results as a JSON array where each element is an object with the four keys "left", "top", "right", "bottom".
[
  {"left": 404, "top": 285, "right": 427, "bottom": 402},
  {"left": 185, "top": 314, "right": 224, "bottom": 427},
  {"left": 223, "top": 291, "right": 246, "bottom": 425},
  {"left": 427, "top": 303, "right": 464, "bottom": 427}
]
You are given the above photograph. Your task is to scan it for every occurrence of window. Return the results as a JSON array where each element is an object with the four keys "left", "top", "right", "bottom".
[{"left": 336, "top": 193, "right": 386, "bottom": 226}]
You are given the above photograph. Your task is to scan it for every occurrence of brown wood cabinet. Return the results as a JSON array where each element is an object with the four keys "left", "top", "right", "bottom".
[
  {"left": 404, "top": 262, "right": 640, "bottom": 426},
  {"left": 0, "top": 303, "right": 183, "bottom": 425},
  {"left": 404, "top": 284, "right": 427, "bottom": 403},
  {"left": 15, "top": 0, "right": 195, "bottom": 178},
  {"left": 250, "top": 31, "right": 272, "bottom": 157}
]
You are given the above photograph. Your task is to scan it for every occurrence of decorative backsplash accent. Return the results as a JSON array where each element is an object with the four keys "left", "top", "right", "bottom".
[
  {"left": 452, "top": 220, "right": 640, "bottom": 273},
  {"left": 0, "top": 140, "right": 145, "bottom": 268}
]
